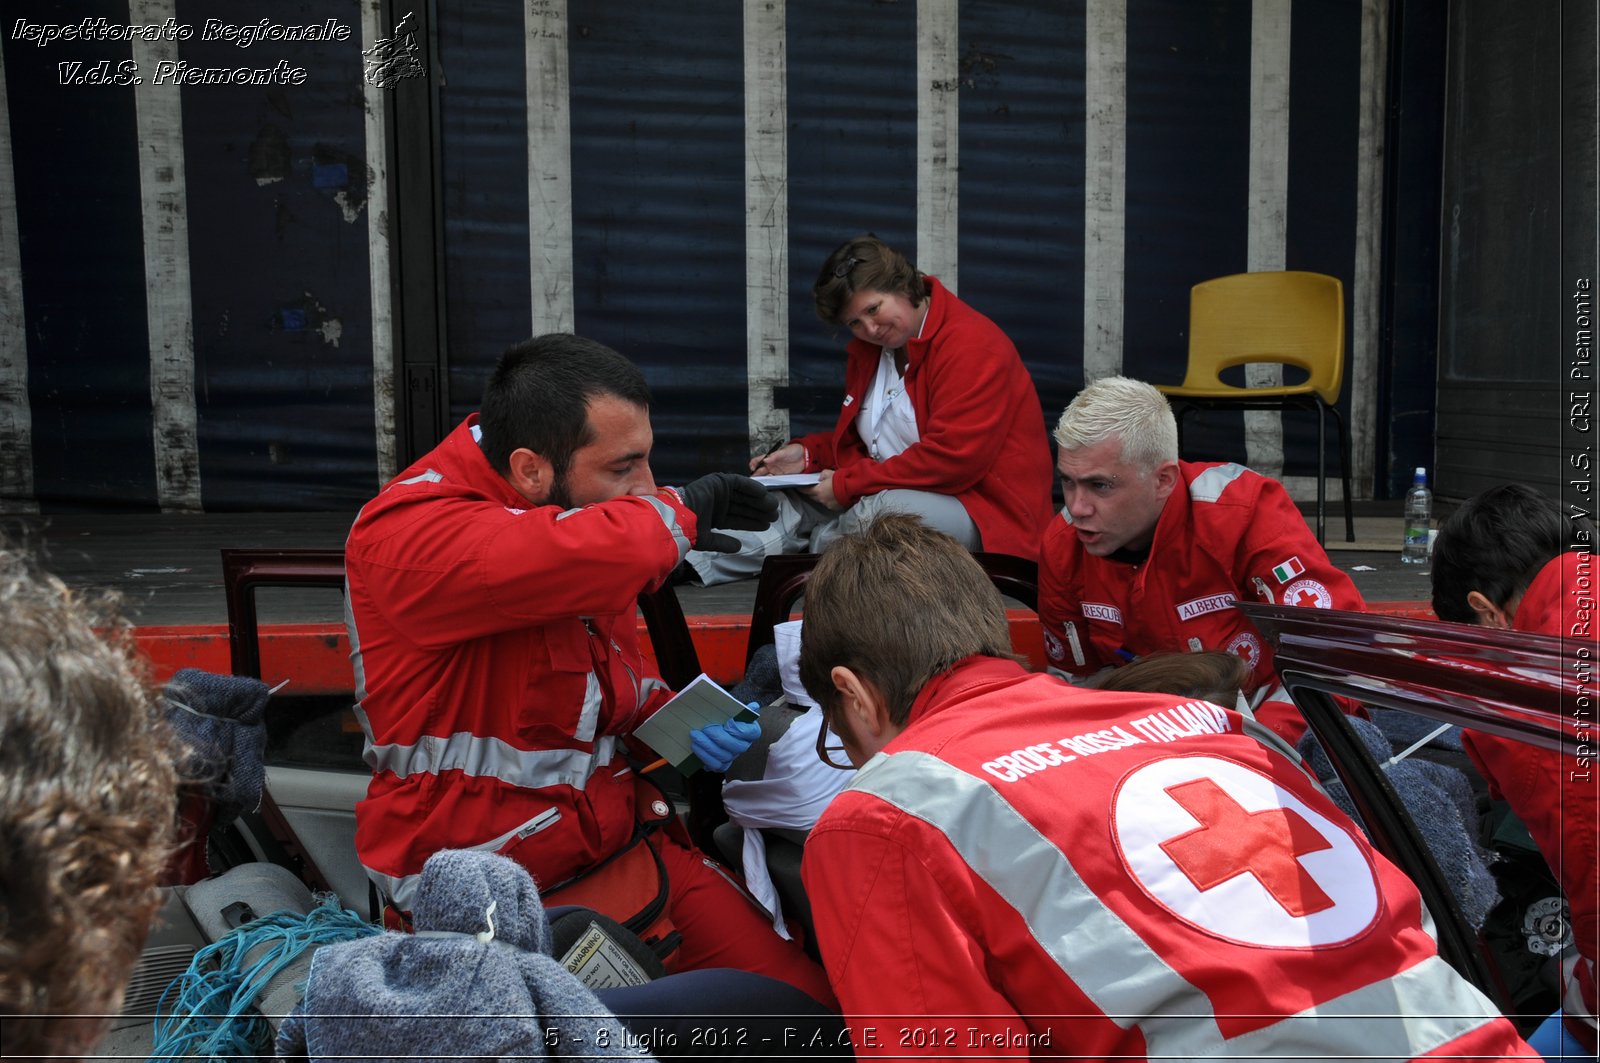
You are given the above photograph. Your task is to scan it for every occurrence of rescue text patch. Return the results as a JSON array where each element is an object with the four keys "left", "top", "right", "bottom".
[{"left": 1081, "top": 602, "right": 1123, "bottom": 625}]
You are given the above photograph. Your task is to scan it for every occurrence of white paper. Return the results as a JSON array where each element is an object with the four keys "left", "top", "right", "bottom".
[{"left": 752, "top": 472, "right": 822, "bottom": 489}]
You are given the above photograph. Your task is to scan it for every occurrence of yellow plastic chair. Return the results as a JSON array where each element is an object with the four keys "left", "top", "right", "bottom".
[{"left": 1156, "top": 270, "right": 1354, "bottom": 543}]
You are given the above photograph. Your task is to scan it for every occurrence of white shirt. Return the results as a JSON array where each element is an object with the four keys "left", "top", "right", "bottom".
[
  {"left": 860, "top": 343, "right": 925, "bottom": 461},
  {"left": 722, "top": 620, "right": 854, "bottom": 937}
]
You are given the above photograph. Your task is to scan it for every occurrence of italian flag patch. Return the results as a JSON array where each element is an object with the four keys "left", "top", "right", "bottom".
[{"left": 1272, "top": 557, "right": 1305, "bottom": 583}]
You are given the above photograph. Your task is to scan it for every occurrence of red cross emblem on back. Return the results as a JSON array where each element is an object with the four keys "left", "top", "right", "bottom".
[{"left": 1159, "top": 776, "right": 1336, "bottom": 917}]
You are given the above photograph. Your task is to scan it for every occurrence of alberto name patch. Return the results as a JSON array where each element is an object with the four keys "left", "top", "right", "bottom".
[{"left": 1175, "top": 594, "right": 1235, "bottom": 622}]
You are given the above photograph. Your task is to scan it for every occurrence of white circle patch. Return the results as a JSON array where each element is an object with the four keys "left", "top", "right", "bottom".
[
  {"left": 1225, "top": 630, "right": 1262, "bottom": 669},
  {"left": 1112, "top": 755, "right": 1379, "bottom": 948},
  {"left": 1282, "top": 578, "right": 1333, "bottom": 609}
]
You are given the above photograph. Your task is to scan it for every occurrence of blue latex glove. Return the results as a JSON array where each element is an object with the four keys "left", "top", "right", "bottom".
[{"left": 689, "top": 714, "right": 762, "bottom": 773}]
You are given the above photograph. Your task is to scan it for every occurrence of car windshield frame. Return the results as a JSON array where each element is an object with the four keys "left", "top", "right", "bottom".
[{"left": 1245, "top": 602, "right": 1588, "bottom": 1014}]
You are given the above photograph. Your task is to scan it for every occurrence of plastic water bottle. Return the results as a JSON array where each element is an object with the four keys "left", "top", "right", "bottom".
[{"left": 1401, "top": 467, "right": 1432, "bottom": 564}]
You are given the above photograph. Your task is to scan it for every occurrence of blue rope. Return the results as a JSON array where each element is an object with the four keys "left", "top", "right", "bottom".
[{"left": 149, "top": 897, "right": 380, "bottom": 1062}]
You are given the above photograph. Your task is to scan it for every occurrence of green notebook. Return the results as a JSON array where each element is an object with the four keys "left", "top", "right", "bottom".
[{"left": 631, "top": 673, "right": 760, "bottom": 774}]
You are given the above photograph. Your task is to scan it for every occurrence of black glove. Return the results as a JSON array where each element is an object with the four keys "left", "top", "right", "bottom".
[{"left": 679, "top": 472, "right": 780, "bottom": 552}]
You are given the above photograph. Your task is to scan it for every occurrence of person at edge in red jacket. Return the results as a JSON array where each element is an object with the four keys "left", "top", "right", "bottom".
[
  {"left": 1432, "top": 483, "right": 1599, "bottom": 1060},
  {"left": 796, "top": 513, "right": 1537, "bottom": 1061},
  {"left": 682, "top": 234, "right": 1054, "bottom": 585},
  {"left": 343, "top": 334, "right": 835, "bottom": 1009},
  {"left": 1039, "top": 375, "right": 1365, "bottom": 744}
]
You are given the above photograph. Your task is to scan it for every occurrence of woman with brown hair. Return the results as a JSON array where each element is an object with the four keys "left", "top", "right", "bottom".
[{"left": 683, "top": 234, "right": 1054, "bottom": 585}]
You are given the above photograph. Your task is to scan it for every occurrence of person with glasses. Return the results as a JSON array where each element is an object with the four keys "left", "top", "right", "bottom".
[
  {"left": 1039, "top": 375, "right": 1364, "bottom": 744},
  {"left": 681, "top": 234, "right": 1053, "bottom": 585},
  {"left": 795, "top": 514, "right": 1537, "bottom": 1061}
]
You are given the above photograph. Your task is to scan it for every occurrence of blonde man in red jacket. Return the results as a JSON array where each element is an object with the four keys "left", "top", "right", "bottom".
[
  {"left": 1040, "top": 375, "right": 1365, "bottom": 744},
  {"left": 684, "top": 235, "right": 1054, "bottom": 585}
]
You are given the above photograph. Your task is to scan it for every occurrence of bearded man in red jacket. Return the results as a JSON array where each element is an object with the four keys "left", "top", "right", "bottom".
[{"left": 344, "top": 333, "right": 833, "bottom": 1006}]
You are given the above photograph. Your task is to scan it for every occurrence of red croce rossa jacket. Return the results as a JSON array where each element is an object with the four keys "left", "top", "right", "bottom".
[
  {"left": 795, "top": 276, "right": 1054, "bottom": 559},
  {"left": 344, "top": 415, "right": 691, "bottom": 909},
  {"left": 802, "top": 656, "right": 1537, "bottom": 1060},
  {"left": 1040, "top": 460, "right": 1366, "bottom": 743}
]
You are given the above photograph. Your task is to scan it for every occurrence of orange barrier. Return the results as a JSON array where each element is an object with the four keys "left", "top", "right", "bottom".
[{"left": 133, "top": 601, "right": 1437, "bottom": 695}]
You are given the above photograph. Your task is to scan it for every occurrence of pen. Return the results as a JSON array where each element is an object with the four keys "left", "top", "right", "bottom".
[
  {"left": 752, "top": 446, "right": 782, "bottom": 476},
  {"left": 751, "top": 436, "right": 788, "bottom": 476},
  {"left": 640, "top": 757, "right": 670, "bottom": 774}
]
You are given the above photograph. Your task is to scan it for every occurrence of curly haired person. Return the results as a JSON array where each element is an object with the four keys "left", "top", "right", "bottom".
[{"left": 0, "top": 543, "right": 180, "bottom": 1062}]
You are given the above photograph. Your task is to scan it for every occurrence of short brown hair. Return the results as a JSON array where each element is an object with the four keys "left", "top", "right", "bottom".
[
  {"left": 799, "top": 514, "right": 1017, "bottom": 725},
  {"left": 0, "top": 545, "right": 179, "bottom": 1060},
  {"left": 1092, "top": 650, "right": 1250, "bottom": 707},
  {"left": 478, "top": 333, "right": 652, "bottom": 476},
  {"left": 812, "top": 235, "right": 928, "bottom": 326}
]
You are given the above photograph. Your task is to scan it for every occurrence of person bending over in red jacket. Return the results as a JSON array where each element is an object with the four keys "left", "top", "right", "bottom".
[
  {"left": 1040, "top": 375, "right": 1365, "bottom": 744},
  {"left": 683, "top": 234, "right": 1054, "bottom": 585},
  {"left": 797, "top": 514, "right": 1535, "bottom": 1061},
  {"left": 343, "top": 333, "right": 834, "bottom": 1008},
  {"left": 1432, "top": 483, "right": 1598, "bottom": 1059}
]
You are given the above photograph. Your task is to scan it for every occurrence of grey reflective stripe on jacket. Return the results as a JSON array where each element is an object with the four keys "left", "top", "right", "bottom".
[
  {"left": 850, "top": 749, "right": 1509, "bottom": 1059},
  {"left": 1189, "top": 462, "right": 1248, "bottom": 504},
  {"left": 348, "top": 585, "right": 617, "bottom": 790},
  {"left": 637, "top": 675, "right": 671, "bottom": 709},
  {"left": 574, "top": 671, "right": 602, "bottom": 742},
  {"left": 557, "top": 491, "right": 688, "bottom": 558},
  {"left": 367, "top": 866, "right": 418, "bottom": 911},
  {"left": 396, "top": 468, "right": 444, "bottom": 486},
  {"left": 364, "top": 803, "right": 562, "bottom": 911},
  {"left": 346, "top": 589, "right": 371, "bottom": 729},
  {"left": 643, "top": 492, "right": 692, "bottom": 557},
  {"left": 346, "top": 583, "right": 364, "bottom": 683},
  {"left": 364, "top": 730, "right": 617, "bottom": 789}
]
